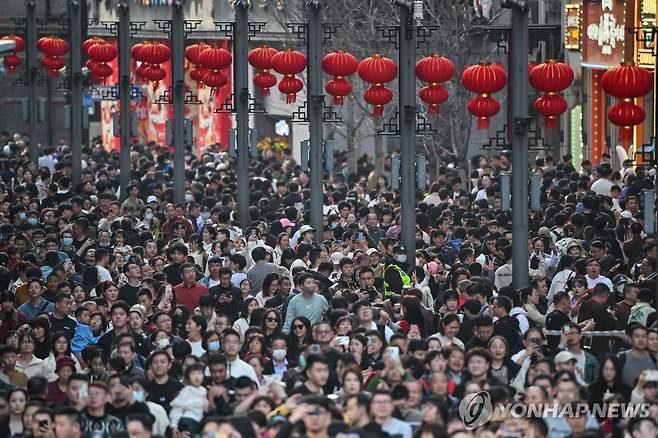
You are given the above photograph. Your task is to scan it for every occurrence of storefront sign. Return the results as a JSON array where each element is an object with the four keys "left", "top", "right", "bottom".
[
  {"left": 637, "top": 0, "right": 656, "bottom": 69},
  {"left": 582, "top": 0, "right": 626, "bottom": 67},
  {"left": 565, "top": 4, "right": 582, "bottom": 50}
]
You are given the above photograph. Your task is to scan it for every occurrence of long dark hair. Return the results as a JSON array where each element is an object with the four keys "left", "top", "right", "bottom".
[
  {"left": 262, "top": 273, "right": 280, "bottom": 298},
  {"left": 51, "top": 331, "right": 72, "bottom": 358}
]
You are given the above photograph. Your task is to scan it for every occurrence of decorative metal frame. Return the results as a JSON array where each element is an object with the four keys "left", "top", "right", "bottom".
[
  {"left": 481, "top": 123, "right": 549, "bottom": 151},
  {"left": 281, "top": 21, "right": 344, "bottom": 123},
  {"left": 211, "top": 21, "right": 267, "bottom": 115},
  {"left": 470, "top": 24, "right": 561, "bottom": 55}
]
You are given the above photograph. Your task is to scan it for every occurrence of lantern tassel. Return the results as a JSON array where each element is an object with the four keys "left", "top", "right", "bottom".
[
  {"left": 333, "top": 96, "right": 344, "bottom": 106},
  {"left": 428, "top": 104, "right": 439, "bottom": 115},
  {"left": 618, "top": 127, "right": 633, "bottom": 143},
  {"left": 259, "top": 87, "right": 270, "bottom": 97},
  {"left": 286, "top": 93, "right": 296, "bottom": 104},
  {"left": 476, "top": 117, "right": 489, "bottom": 129},
  {"left": 543, "top": 117, "right": 558, "bottom": 129},
  {"left": 372, "top": 105, "right": 384, "bottom": 117}
]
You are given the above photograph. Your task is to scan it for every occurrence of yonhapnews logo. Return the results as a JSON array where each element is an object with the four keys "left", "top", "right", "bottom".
[{"left": 458, "top": 391, "right": 493, "bottom": 430}]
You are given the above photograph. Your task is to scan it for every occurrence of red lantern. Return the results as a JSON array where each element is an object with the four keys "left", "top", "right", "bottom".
[
  {"left": 533, "top": 94, "right": 568, "bottom": 129},
  {"left": 202, "top": 70, "right": 227, "bottom": 94},
  {"left": 1, "top": 35, "right": 24, "bottom": 74},
  {"left": 467, "top": 96, "right": 501, "bottom": 129},
  {"left": 528, "top": 59, "right": 573, "bottom": 129},
  {"left": 278, "top": 76, "right": 304, "bottom": 103},
  {"left": 601, "top": 61, "right": 653, "bottom": 99},
  {"left": 253, "top": 71, "right": 277, "bottom": 96},
  {"left": 190, "top": 67, "right": 209, "bottom": 88},
  {"left": 358, "top": 54, "right": 397, "bottom": 116},
  {"left": 87, "top": 42, "right": 117, "bottom": 64},
  {"left": 86, "top": 40, "right": 117, "bottom": 84},
  {"left": 461, "top": 62, "right": 506, "bottom": 128},
  {"left": 271, "top": 49, "right": 306, "bottom": 104},
  {"left": 529, "top": 60, "right": 574, "bottom": 92},
  {"left": 37, "top": 36, "right": 69, "bottom": 57},
  {"left": 131, "top": 43, "right": 145, "bottom": 62},
  {"left": 37, "top": 36, "right": 69, "bottom": 77},
  {"left": 601, "top": 61, "right": 653, "bottom": 143},
  {"left": 41, "top": 56, "right": 65, "bottom": 76},
  {"left": 363, "top": 86, "right": 394, "bottom": 117},
  {"left": 198, "top": 47, "right": 232, "bottom": 95},
  {"left": 461, "top": 62, "right": 506, "bottom": 95},
  {"left": 357, "top": 54, "right": 397, "bottom": 84},
  {"left": 140, "top": 42, "right": 170, "bottom": 65},
  {"left": 90, "top": 62, "right": 114, "bottom": 83},
  {"left": 185, "top": 43, "right": 210, "bottom": 65},
  {"left": 3, "top": 54, "right": 21, "bottom": 74},
  {"left": 419, "top": 85, "right": 449, "bottom": 115},
  {"left": 249, "top": 46, "right": 278, "bottom": 97},
  {"left": 607, "top": 100, "right": 646, "bottom": 142},
  {"left": 141, "top": 64, "right": 166, "bottom": 92},
  {"left": 416, "top": 54, "right": 454, "bottom": 115},
  {"left": 322, "top": 50, "right": 358, "bottom": 106},
  {"left": 185, "top": 43, "right": 211, "bottom": 88},
  {"left": 83, "top": 37, "right": 105, "bottom": 55},
  {"left": 326, "top": 78, "right": 352, "bottom": 106},
  {"left": 416, "top": 54, "right": 454, "bottom": 84}
]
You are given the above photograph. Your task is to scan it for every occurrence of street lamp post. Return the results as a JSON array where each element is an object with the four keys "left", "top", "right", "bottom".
[
  {"left": 25, "top": 0, "right": 39, "bottom": 164},
  {"left": 307, "top": 0, "right": 324, "bottom": 244},
  {"left": 235, "top": 0, "right": 250, "bottom": 229},
  {"left": 172, "top": 0, "right": 186, "bottom": 205},
  {"left": 393, "top": 0, "right": 418, "bottom": 266},
  {"left": 117, "top": 0, "right": 132, "bottom": 200},
  {"left": 68, "top": 0, "right": 83, "bottom": 185},
  {"left": 505, "top": 0, "right": 531, "bottom": 290}
]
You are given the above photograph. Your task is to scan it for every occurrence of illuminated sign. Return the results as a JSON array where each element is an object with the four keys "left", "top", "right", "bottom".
[
  {"left": 637, "top": 0, "right": 656, "bottom": 69},
  {"left": 582, "top": 0, "right": 626, "bottom": 67},
  {"left": 565, "top": 4, "right": 582, "bottom": 50}
]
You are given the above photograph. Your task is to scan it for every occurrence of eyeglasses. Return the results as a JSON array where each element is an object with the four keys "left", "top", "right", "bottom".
[
  {"left": 266, "top": 317, "right": 279, "bottom": 323},
  {"left": 293, "top": 325, "right": 305, "bottom": 330}
]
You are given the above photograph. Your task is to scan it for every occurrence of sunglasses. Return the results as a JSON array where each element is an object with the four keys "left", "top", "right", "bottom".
[
  {"left": 267, "top": 317, "right": 279, "bottom": 323},
  {"left": 293, "top": 324, "right": 305, "bottom": 330}
]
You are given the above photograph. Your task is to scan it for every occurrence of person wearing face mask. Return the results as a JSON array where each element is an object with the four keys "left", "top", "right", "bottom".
[
  {"left": 383, "top": 245, "right": 412, "bottom": 297},
  {"left": 264, "top": 335, "right": 296, "bottom": 378},
  {"left": 106, "top": 374, "right": 151, "bottom": 425},
  {"left": 128, "top": 378, "right": 170, "bottom": 437}
]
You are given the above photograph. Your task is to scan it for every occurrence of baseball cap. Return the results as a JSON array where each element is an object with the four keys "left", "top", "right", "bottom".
[
  {"left": 280, "top": 218, "right": 295, "bottom": 228},
  {"left": 129, "top": 304, "right": 146, "bottom": 319},
  {"left": 146, "top": 195, "right": 158, "bottom": 204},
  {"left": 366, "top": 248, "right": 379, "bottom": 256},
  {"left": 299, "top": 225, "right": 315, "bottom": 234},
  {"left": 393, "top": 245, "right": 407, "bottom": 253},
  {"left": 554, "top": 351, "right": 577, "bottom": 363}
]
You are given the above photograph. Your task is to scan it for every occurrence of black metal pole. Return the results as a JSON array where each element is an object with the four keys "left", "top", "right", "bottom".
[
  {"left": 26, "top": 0, "right": 39, "bottom": 163},
  {"left": 399, "top": 4, "right": 417, "bottom": 265},
  {"left": 307, "top": 1, "right": 324, "bottom": 243},
  {"left": 69, "top": 0, "right": 83, "bottom": 185},
  {"left": 509, "top": 2, "right": 530, "bottom": 290},
  {"left": 235, "top": 0, "right": 250, "bottom": 228},
  {"left": 118, "top": 0, "right": 131, "bottom": 201},
  {"left": 172, "top": 0, "right": 185, "bottom": 205}
]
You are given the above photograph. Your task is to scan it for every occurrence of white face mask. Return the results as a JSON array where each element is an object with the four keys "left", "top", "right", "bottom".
[
  {"left": 144, "top": 213, "right": 154, "bottom": 221},
  {"left": 185, "top": 194, "right": 194, "bottom": 203},
  {"left": 272, "top": 349, "right": 287, "bottom": 361},
  {"left": 157, "top": 338, "right": 170, "bottom": 349},
  {"left": 396, "top": 255, "right": 407, "bottom": 263}
]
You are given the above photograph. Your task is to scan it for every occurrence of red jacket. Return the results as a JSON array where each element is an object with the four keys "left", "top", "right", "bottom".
[{"left": 173, "top": 282, "right": 208, "bottom": 312}]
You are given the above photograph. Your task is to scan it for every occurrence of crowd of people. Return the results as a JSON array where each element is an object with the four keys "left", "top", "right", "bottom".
[{"left": 0, "top": 133, "right": 655, "bottom": 438}]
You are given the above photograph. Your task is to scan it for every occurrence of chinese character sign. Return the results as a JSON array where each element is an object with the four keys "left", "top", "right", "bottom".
[{"left": 582, "top": 0, "right": 626, "bottom": 67}]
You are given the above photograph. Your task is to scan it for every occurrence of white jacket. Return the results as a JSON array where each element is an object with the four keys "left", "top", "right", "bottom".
[{"left": 168, "top": 385, "right": 207, "bottom": 428}]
